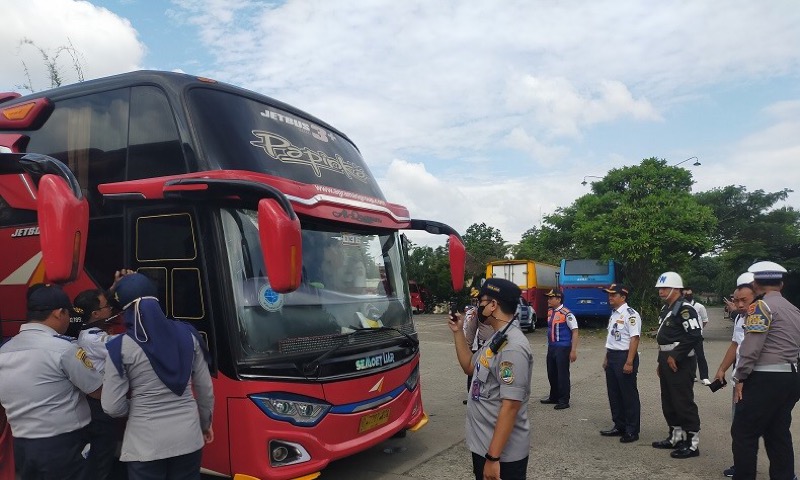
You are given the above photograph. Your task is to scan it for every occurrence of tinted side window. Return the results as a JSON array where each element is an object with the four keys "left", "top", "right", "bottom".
[
  {"left": 25, "top": 89, "right": 129, "bottom": 216},
  {"left": 127, "top": 86, "right": 186, "bottom": 180},
  {"left": 84, "top": 216, "right": 124, "bottom": 291},
  {"left": 0, "top": 196, "right": 37, "bottom": 227},
  {"left": 136, "top": 213, "right": 197, "bottom": 261}
]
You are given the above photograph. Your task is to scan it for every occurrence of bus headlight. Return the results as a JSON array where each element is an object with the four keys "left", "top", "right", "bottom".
[
  {"left": 404, "top": 364, "right": 420, "bottom": 391},
  {"left": 249, "top": 392, "right": 331, "bottom": 426}
]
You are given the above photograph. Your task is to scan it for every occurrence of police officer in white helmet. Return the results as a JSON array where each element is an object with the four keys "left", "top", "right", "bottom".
[
  {"left": 652, "top": 271, "right": 703, "bottom": 459},
  {"left": 731, "top": 261, "right": 800, "bottom": 480}
]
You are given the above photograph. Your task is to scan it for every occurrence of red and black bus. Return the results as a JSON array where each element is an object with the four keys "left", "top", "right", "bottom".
[{"left": 0, "top": 71, "right": 465, "bottom": 480}]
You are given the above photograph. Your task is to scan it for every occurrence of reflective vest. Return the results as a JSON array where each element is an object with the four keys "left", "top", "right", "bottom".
[{"left": 547, "top": 306, "right": 574, "bottom": 347}]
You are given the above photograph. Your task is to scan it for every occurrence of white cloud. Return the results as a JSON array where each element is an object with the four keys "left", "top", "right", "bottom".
[
  {"left": 693, "top": 101, "right": 800, "bottom": 207},
  {"left": 0, "top": 0, "right": 145, "bottom": 92}
]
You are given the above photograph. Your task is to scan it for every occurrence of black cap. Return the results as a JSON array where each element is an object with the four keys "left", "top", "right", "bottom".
[
  {"left": 478, "top": 278, "right": 522, "bottom": 305},
  {"left": 602, "top": 283, "right": 629, "bottom": 295},
  {"left": 27, "top": 284, "right": 72, "bottom": 312},
  {"left": 544, "top": 289, "right": 562, "bottom": 297}
]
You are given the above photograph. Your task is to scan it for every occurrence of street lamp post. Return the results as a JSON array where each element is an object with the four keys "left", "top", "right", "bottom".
[
  {"left": 673, "top": 156, "right": 701, "bottom": 167},
  {"left": 580, "top": 175, "right": 603, "bottom": 186}
]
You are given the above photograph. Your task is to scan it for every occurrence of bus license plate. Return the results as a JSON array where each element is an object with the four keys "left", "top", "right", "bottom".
[{"left": 359, "top": 408, "right": 390, "bottom": 433}]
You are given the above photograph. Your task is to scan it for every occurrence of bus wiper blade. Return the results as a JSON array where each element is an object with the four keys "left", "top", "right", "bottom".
[
  {"left": 301, "top": 326, "right": 418, "bottom": 377},
  {"left": 351, "top": 326, "right": 419, "bottom": 348}
]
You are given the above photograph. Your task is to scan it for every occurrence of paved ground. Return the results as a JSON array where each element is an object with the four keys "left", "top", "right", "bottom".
[{"left": 321, "top": 308, "right": 800, "bottom": 479}]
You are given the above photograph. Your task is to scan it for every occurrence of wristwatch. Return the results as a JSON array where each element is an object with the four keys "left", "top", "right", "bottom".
[{"left": 485, "top": 453, "right": 501, "bottom": 462}]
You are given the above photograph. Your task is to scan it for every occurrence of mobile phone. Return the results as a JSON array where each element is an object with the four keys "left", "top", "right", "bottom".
[
  {"left": 708, "top": 378, "right": 727, "bottom": 392},
  {"left": 449, "top": 302, "right": 458, "bottom": 322}
]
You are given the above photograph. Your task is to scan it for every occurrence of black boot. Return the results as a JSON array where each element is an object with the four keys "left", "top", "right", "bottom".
[{"left": 671, "top": 431, "right": 699, "bottom": 458}]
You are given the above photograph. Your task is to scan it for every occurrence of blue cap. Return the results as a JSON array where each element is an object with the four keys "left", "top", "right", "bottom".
[
  {"left": 478, "top": 278, "right": 522, "bottom": 305},
  {"left": 114, "top": 273, "right": 158, "bottom": 308},
  {"left": 27, "top": 284, "right": 72, "bottom": 312}
]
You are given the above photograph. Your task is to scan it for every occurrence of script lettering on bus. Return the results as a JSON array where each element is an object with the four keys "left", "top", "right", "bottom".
[
  {"left": 332, "top": 209, "right": 381, "bottom": 225},
  {"left": 251, "top": 131, "right": 369, "bottom": 184},
  {"left": 355, "top": 352, "right": 396, "bottom": 371},
  {"left": 10, "top": 227, "right": 39, "bottom": 238}
]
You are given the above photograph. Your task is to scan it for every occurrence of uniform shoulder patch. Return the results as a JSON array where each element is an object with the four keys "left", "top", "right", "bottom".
[
  {"left": 53, "top": 334, "right": 76, "bottom": 342},
  {"left": 744, "top": 299, "right": 771, "bottom": 333},
  {"left": 679, "top": 306, "right": 697, "bottom": 320},
  {"left": 75, "top": 347, "right": 95, "bottom": 369},
  {"left": 499, "top": 361, "right": 514, "bottom": 385},
  {"left": 629, "top": 316, "right": 637, "bottom": 326}
]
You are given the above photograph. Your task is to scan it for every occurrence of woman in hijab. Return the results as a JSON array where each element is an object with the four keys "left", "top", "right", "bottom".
[{"left": 102, "top": 273, "right": 214, "bottom": 480}]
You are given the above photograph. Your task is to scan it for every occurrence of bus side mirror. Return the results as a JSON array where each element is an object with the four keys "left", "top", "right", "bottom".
[
  {"left": 448, "top": 234, "right": 466, "bottom": 292},
  {"left": 37, "top": 174, "right": 88, "bottom": 282},
  {"left": 258, "top": 198, "right": 302, "bottom": 293}
]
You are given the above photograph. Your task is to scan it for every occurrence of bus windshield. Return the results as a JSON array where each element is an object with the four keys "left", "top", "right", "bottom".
[
  {"left": 187, "top": 88, "right": 385, "bottom": 200},
  {"left": 563, "top": 260, "right": 610, "bottom": 276},
  {"left": 221, "top": 208, "right": 413, "bottom": 365}
]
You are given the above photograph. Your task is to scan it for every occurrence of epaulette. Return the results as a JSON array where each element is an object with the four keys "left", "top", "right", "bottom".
[
  {"left": 53, "top": 334, "right": 77, "bottom": 342},
  {"left": 561, "top": 307, "right": 572, "bottom": 314},
  {"left": 626, "top": 307, "right": 636, "bottom": 315}
]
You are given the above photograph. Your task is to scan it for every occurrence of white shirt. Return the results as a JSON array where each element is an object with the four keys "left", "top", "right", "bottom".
[
  {"left": 688, "top": 300, "right": 709, "bottom": 330},
  {"left": 0, "top": 323, "right": 103, "bottom": 438},
  {"left": 731, "top": 313, "right": 746, "bottom": 378},
  {"left": 77, "top": 326, "right": 116, "bottom": 375},
  {"left": 605, "top": 303, "right": 642, "bottom": 350}
]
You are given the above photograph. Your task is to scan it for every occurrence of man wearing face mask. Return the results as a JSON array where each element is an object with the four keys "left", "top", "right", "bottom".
[{"left": 448, "top": 278, "right": 533, "bottom": 480}]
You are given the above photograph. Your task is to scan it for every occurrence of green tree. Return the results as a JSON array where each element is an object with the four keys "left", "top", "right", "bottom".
[
  {"left": 462, "top": 223, "right": 508, "bottom": 281},
  {"left": 405, "top": 242, "right": 452, "bottom": 311},
  {"left": 542, "top": 158, "right": 716, "bottom": 320},
  {"left": 512, "top": 226, "right": 567, "bottom": 265},
  {"left": 694, "top": 185, "right": 800, "bottom": 302}
]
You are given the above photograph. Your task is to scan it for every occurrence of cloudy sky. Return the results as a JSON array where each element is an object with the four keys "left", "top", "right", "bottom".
[{"left": 2, "top": 0, "right": 799, "bottom": 248}]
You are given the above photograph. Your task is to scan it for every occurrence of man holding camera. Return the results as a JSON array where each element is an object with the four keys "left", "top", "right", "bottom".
[{"left": 448, "top": 278, "right": 533, "bottom": 480}]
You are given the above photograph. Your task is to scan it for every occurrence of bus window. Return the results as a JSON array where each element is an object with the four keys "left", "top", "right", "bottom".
[
  {"left": 25, "top": 89, "right": 129, "bottom": 216},
  {"left": 127, "top": 86, "right": 187, "bottom": 180},
  {"left": 171, "top": 267, "right": 205, "bottom": 319},
  {"left": 136, "top": 213, "right": 197, "bottom": 262}
]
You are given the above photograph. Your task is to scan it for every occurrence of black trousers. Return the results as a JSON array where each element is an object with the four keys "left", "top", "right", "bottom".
[
  {"left": 471, "top": 452, "right": 528, "bottom": 480},
  {"left": 14, "top": 428, "right": 88, "bottom": 480},
  {"left": 732, "top": 370, "right": 800, "bottom": 480},
  {"left": 127, "top": 449, "right": 202, "bottom": 480},
  {"left": 546, "top": 345, "right": 572, "bottom": 404},
  {"left": 605, "top": 349, "right": 641, "bottom": 434},
  {"left": 85, "top": 397, "right": 118, "bottom": 480},
  {"left": 694, "top": 339, "right": 709, "bottom": 380},
  {"left": 657, "top": 352, "right": 700, "bottom": 432}
]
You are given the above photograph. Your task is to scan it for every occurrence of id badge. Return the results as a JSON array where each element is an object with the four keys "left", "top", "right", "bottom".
[{"left": 613, "top": 325, "right": 621, "bottom": 341}]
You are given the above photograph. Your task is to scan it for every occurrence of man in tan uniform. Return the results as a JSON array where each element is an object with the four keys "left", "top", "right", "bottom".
[{"left": 731, "top": 261, "right": 800, "bottom": 480}]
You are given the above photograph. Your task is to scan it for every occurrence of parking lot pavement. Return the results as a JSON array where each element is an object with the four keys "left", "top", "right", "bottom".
[{"left": 322, "top": 308, "right": 800, "bottom": 479}]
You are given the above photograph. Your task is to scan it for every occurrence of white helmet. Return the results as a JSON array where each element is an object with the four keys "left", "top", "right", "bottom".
[
  {"left": 655, "top": 271, "right": 684, "bottom": 289},
  {"left": 736, "top": 272, "right": 754, "bottom": 287},
  {"left": 748, "top": 261, "right": 787, "bottom": 282}
]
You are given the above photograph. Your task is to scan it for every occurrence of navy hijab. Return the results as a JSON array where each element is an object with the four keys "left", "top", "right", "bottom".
[{"left": 107, "top": 274, "right": 205, "bottom": 397}]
